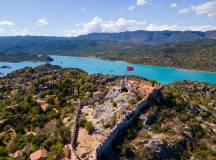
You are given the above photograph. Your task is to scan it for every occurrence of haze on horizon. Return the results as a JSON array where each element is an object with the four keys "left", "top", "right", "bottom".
[{"left": 0, "top": 0, "right": 216, "bottom": 37}]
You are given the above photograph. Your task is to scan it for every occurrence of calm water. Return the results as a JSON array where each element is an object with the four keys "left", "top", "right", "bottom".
[{"left": 0, "top": 55, "right": 216, "bottom": 84}]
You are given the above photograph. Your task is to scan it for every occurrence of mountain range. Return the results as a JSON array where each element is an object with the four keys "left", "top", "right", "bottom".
[
  {"left": 0, "top": 30, "right": 216, "bottom": 47},
  {"left": 78, "top": 30, "right": 216, "bottom": 44}
]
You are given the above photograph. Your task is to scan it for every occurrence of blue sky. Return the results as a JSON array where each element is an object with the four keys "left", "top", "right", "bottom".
[{"left": 0, "top": 0, "right": 216, "bottom": 36}]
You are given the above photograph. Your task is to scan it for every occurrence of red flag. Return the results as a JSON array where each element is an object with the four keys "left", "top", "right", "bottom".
[{"left": 127, "top": 66, "right": 134, "bottom": 71}]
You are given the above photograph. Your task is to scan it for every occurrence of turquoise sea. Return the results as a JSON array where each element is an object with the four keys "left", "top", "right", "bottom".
[{"left": 0, "top": 55, "right": 216, "bottom": 84}]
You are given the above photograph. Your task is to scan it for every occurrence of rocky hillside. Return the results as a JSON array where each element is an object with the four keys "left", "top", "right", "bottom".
[
  {"left": 116, "top": 81, "right": 216, "bottom": 160},
  {"left": 0, "top": 53, "right": 53, "bottom": 62},
  {"left": 0, "top": 64, "right": 216, "bottom": 160},
  {"left": 0, "top": 64, "right": 113, "bottom": 159},
  {"left": 99, "top": 39, "right": 216, "bottom": 72},
  {"left": 78, "top": 30, "right": 216, "bottom": 44}
]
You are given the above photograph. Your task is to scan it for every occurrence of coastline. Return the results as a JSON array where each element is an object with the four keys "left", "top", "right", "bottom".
[
  {"left": 0, "top": 55, "right": 54, "bottom": 63},
  {"left": 87, "top": 55, "right": 216, "bottom": 73}
]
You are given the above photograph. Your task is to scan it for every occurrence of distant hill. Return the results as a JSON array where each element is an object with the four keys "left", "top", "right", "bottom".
[
  {"left": 0, "top": 30, "right": 216, "bottom": 48},
  {"left": 99, "top": 39, "right": 216, "bottom": 72},
  {"left": 0, "top": 36, "right": 122, "bottom": 56},
  {"left": 77, "top": 30, "right": 216, "bottom": 44},
  {"left": 0, "top": 30, "right": 216, "bottom": 71}
]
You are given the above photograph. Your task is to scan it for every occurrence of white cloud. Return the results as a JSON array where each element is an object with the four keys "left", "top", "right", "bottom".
[
  {"left": 128, "top": 5, "right": 136, "bottom": 11},
  {"left": 0, "top": 28, "right": 30, "bottom": 36},
  {"left": 178, "top": 1, "right": 216, "bottom": 17},
  {"left": 0, "top": 20, "right": 14, "bottom": 26},
  {"left": 146, "top": 24, "right": 216, "bottom": 31},
  {"left": 136, "top": 0, "right": 147, "bottom": 6},
  {"left": 0, "top": 28, "right": 5, "bottom": 33},
  {"left": 145, "top": 23, "right": 178, "bottom": 31},
  {"left": 64, "top": 17, "right": 216, "bottom": 37},
  {"left": 128, "top": 0, "right": 148, "bottom": 10},
  {"left": 11, "top": 29, "right": 30, "bottom": 36},
  {"left": 36, "top": 17, "right": 49, "bottom": 26},
  {"left": 178, "top": 8, "right": 190, "bottom": 14},
  {"left": 170, "top": 3, "right": 177, "bottom": 8},
  {"left": 64, "top": 16, "right": 146, "bottom": 36},
  {"left": 183, "top": 24, "right": 216, "bottom": 31},
  {"left": 191, "top": 1, "right": 216, "bottom": 17}
]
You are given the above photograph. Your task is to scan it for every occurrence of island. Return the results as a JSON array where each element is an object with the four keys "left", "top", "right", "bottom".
[
  {"left": 0, "top": 64, "right": 215, "bottom": 160},
  {"left": 0, "top": 53, "right": 54, "bottom": 63},
  {"left": 0, "top": 65, "right": 11, "bottom": 69}
]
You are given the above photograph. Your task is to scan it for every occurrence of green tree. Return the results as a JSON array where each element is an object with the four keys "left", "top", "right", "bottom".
[{"left": 48, "top": 143, "right": 63, "bottom": 160}]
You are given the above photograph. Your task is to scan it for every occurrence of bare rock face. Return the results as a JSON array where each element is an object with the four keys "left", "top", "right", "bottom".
[
  {"left": 145, "top": 138, "right": 179, "bottom": 159},
  {"left": 120, "top": 78, "right": 132, "bottom": 92},
  {"left": 147, "top": 138, "right": 163, "bottom": 152}
]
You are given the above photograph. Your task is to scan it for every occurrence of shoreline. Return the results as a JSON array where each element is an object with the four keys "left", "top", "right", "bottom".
[
  {"left": 98, "top": 57, "right": 216, "bottom": 73},
  {"left": 56, "top": 55, "right": 216, "bottom": 73}
]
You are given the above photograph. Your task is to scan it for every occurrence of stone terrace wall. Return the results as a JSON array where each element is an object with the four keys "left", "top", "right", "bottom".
[
  {"left": 70, "top": 89, "right": 109, "bottom": 160},
  {"left": 95, "top": 98, "right": 149, "bottom": 159},
  {"left": 70, "top": 105, "right": 81, "bottom": 160}
]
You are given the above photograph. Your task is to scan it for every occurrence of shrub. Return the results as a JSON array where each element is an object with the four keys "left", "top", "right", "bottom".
[
  {"left": 127, "top": 130, "right": 136, "bottom": 140},
  {"left": 85, "top": 122, "right": 94, "bottom": 133},
  {"left": 15, "top": 124, "right": 25, "bottom": 134},
  {"left": 69, "top": 106, "right": 75, "bottom": 114},
  {"left": 0, "top": 146, "right": 8, "bottom": 157},
  {"left": 59, "top": 126, "right": 71, "bottom": 144},
  {"left": 79, "top": 118, "right": 87, "bottom": 128},
  {"left": 150, "top": 80, "right": 157, "bottom": 87},
  {"left": 47, "top": 97, "right": 55, "bottom": 105},
  {"left": 48, "top": 143, "right": 63, "bottom": 160},
  {"left": 136, "top": 95, "right": 142, "bottom": 101},
  {"left": 121, "top": 144, "right": 134, "bottom": 157},
  {"left": 111, "top": 116, "right": 117, "bottom": 126},
  {"left": 112, "top": 101, "right": 117, "bottom": 107},
  {"left": 26, "top": 94, "right": 33, "bottom": 103},
  {"left": 129, "top": 98, "right": 137, "bottom": 105}
]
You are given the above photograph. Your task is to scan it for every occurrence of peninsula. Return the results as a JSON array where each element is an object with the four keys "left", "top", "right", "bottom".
[
  {"left": 0, "top": 64, "right": 215, "bottom": 160},
  {"left": 0, "top": 53, "right": 54, "bottom": 63}
]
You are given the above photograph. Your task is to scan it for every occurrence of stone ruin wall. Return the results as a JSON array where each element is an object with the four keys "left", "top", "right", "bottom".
[
  {"left": 95, "top": 98, "right": 149, "bottom": 159},
  {"left": 71, "top": 105, "right": 80, "bottom": 160},
  {"left": 70, "top": 89, "right": 109, "bottom": 160}
]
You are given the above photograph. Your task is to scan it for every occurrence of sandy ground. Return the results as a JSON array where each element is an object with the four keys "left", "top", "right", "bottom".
[
  {"left": 81, "top": 107, "right": 99, "bottom": 127},
  {"left": 76, "top": 128, "right": 103, "bottom": 159}
]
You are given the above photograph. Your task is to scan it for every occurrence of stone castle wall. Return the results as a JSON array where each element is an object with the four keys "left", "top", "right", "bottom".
[
  {"left": 95, "top": 98, "right": 149, "bottom": 159},
  {"left": 70, "top": 89, "right": 109, "bottom": 160}
]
